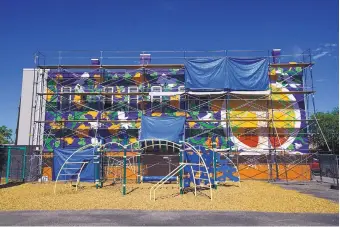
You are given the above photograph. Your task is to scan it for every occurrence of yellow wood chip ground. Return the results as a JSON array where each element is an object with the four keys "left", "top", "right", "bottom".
[{"left": 0, "top": 181, "right": 338, "bottom": 213}]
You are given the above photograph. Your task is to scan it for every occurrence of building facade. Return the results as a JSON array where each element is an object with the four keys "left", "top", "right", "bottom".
[{"left": 16, "top": 50, "right": 317, "bottom": 181}]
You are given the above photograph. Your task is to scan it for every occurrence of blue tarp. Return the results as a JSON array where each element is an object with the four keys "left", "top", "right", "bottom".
[
  {"left": 53, "top": 147, "right": 96, "bottom": 182},
  {"left": 140, "top": 115, "right": 185, "bottom": 143},
  {"left": 227, "top": 58, "right": 269, "bottom": 91},
  {"left": 185, "top": 58, "right": 227, "bottom": 90},
  {"left": 184, "top": 57, "right": 269, "bottom": 91}
]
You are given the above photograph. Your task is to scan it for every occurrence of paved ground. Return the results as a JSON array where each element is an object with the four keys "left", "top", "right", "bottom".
[
  {"left": 273, "top": 180, "right": 339, "bottom": 202},
  {"left": 313, "top": 176, "right": 339, "bottom": 185},
  {"left": 0, "top": 210, "right": 338, "bottom": 226}
]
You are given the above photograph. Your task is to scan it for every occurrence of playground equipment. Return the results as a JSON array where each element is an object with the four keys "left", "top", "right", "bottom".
[
  {"left": 54, "top": 144, "right": 98, "bottom": 193},
  {"left": 53, "top": 139, "right": 241, "bottom": 201}
]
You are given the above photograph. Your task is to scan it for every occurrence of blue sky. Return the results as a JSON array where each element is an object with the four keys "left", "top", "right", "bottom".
[{"left": 0, "top": 0, "right": 338, "bottom": 135}]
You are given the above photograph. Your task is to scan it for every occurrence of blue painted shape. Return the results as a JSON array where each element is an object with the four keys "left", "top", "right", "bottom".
[
  {"left": 182, "top": 147, "right": 239, "bottom": 188},
  {"left": 215, "top": 152, "right": 240, "bottom": 182}
]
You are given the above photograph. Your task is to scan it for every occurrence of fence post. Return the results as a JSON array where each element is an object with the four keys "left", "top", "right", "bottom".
[
  {"left": 137, "top": 154, "right": 141, "bottom": 184},
  {"left": 122, "top": 146, "right": 127, "bottom": 195},
  {"left": 22, "top": 147, "right": 27, "bottom": 182},
  {"left": 94, "top": 148, "right": 100, "bottom": 189},
  {"left": 213, "top": 144, "right": 217, "bottom": 189},
  {"left": 179, "top": 144, "right": 183, "bottom": 195},
  {"left": 6, "top": 147, "right": 11, "bottom": 184}
]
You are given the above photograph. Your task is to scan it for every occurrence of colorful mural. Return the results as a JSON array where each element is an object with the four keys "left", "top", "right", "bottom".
[{"left": 44, "top": 65, "right": 308, "bottom": 154}]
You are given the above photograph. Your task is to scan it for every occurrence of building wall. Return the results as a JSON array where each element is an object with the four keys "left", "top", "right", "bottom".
[
  {"left": 17, "top": 69, "right": 46, "bottom": 146},
  {"left": 41, "top": 66, "right": 308, "bottom": 154}
]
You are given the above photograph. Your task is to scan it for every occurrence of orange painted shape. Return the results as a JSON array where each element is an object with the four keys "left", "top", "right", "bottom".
[
  {"left": 42, "top": 167, "right": 52, "bottom": 181},
  {"left": 238, "top": 164, "right": 311, "bottom": 181}
]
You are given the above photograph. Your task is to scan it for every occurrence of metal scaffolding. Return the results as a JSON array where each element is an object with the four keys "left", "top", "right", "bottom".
[{"left": 28, "top": 49, "right": 331, "bottom": 183}]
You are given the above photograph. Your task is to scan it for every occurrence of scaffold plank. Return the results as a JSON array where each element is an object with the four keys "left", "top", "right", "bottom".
[
  {"left": 37, "top": 64, "right": 184, "bottom": 69},
  {"left": 270, "top": 62, "right": 314, "bottom": 68},
  {"left": 271, "top": 91, "right": 315, "bottom": 94},
  {"left": 35, "top": 119, "right": 316, "bottom": 123},
  {"left": 37, "top": 91, "right": 315, "bottom": 96},
  {"left": 37, "top": 92, "right": 149, "bottom": 95}
]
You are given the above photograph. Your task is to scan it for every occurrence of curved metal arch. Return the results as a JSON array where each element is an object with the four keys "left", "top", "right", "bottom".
[
  {"left": 144, "top": 140, "right": 213, "bottom": 201},
  {"left": 182, "top": 142, "right": 213, "bottom": 199},
  {"left": 126, "top": 139, "right": 182, "bottom": 153},
  {"left": 99, "top": 141, "right": 126, "bottom": 151},
  {"left": 54, "top": 143, "right": 98, "bottom": 194}
]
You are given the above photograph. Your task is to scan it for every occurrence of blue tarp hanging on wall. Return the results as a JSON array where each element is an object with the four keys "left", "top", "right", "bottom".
[
  {"left": 184, "top": 57, "right": 269, "bottom": 91},
  {"left": 185, "top": 58, "right": 227, "bottom": 90},
  {"left": 226, "top": 58, "right": 269, "bottom": 91},
  {"left": 140, "top": 115, "right": 185, "bottom": 143},
  {"left": 53, "top": 147, "right": 96, "bottom": 182}
]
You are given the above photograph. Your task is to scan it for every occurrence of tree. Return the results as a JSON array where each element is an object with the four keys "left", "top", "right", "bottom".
[
  {"left": 310, "top": 107, "right": 339, "bottom": 154},
  {"left": 0, "top": 126, "right": 13, "bottom": 144}
]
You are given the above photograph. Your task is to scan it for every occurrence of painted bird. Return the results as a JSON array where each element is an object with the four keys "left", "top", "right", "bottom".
[
  {"left": 75, "top": 84, "right": 85, "bottom": 93},
  {"left": 117, "top": 111, "right": 129, "bottom": 120}
]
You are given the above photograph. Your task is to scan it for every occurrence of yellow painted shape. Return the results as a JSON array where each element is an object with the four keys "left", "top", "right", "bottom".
[
  {"left": 134, "top": 72, "right": 141, "bottom": 78},
  {"left": 270, "top": 69, "right": 276, "bottom": 75},
  {"left": 56, "top": 74, "right": 63, "bottom": 80},
  {"left": 46, "top": 88, "right": 53, "bottom": 102},
  {"left": 269, "top": 84, "right": 296, "bottom": 128},
  {"left": 188, "top": 122, "right": 196, "bottom": 128},
  {"left": 78, "top": 124, "right": 90, "bottom": 130},
  {"left": 175, "top": 112, "right": 186, "bottom": 117},
  {"left": 64, "top": 137, "right": 74, "bottom": 145},
  {"left": 50, "top": 122, "right": 64, "bottom": 129},
  {"left": 101, "top": 112, "right": 109, "bottom": 120},
  {"left": 108, "top": 124, "right": 120, "bottom": 130},
  {"left": 151, "top": 112, "right": 162, "bottom": 117},
  {"left": 86, "top": 111, "right": 98, "bottom": 118},
  {"left": 74, "top": 95, "right": 82, "bottom": 102},
  {"left": 170, "top": 95, "right": 180, "bottom": 101},
  {"left": 229, "top": 111, "right": 258, "bottom": 128},
  {"left": 129, "top": 137, "right": 137, "bottom": 144},
  {"left": 115, "top": 86, "right": 122, "bottom": 98}
]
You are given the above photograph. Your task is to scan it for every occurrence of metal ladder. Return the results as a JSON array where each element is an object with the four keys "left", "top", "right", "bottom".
[
  {"left": 150, "top": 162, "right": 187, "bottom": 201},
  {"left": 54, "top": 161, "right": 88, "bottom": 194},
  {"left": 190, "top": 163, "right": 212, "bottom": 196}
]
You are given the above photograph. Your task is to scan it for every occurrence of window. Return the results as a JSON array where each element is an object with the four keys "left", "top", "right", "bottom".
[
  {"left": 103, "top": 86, "right": 114, "bottom": 110},
  {"left": 178, "top": 86, "right": 185, "bottom": 109},
  {"left": 60, "top": 86, "right": 72, "bottom": 110},
  {"left": 151, "top": 86, "right": 162, "bottom": 102},
  {"left": 151, "top": 86, "right": 162, "bottom": 112},
  {"left": 128, "top": 86, "right": 138, "bottom": 110}
]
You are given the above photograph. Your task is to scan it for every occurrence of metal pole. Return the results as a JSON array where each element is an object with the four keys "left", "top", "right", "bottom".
[
  {"left": 213, "top": 148, "right": 217, "bottom": 189},
  {"left": 212, "top": 140, "right": 217, "bottom": 189},
  {"left": 137, "top": 154, "right": 141, "bottom": 184},
  {"left": 22, "top": 147, "right": 27, "bottom": 182},
  {"left": 123, "top": 146, "right": 127, "bottom": 195},
  {"left": 94, "top": 148, "right": 100, "bottom": 189},
  {"left": 179, "top": 147, "right": 183, "bottom": 195},
  {"left": 6, "top": 147, "right": 11, "bottom": 184},
  {"left": 275, "top": 150, "right": 279, "bottom": 180}
]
